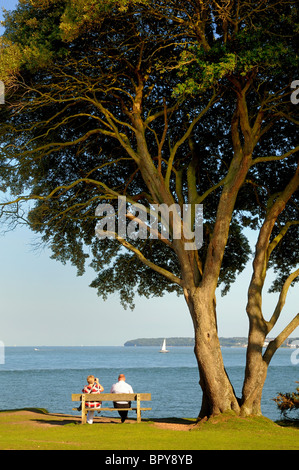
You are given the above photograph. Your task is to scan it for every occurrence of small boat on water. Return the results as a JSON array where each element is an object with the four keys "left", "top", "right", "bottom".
[{"left": 159, "top": 338, "right": 169, "bottom": 353}]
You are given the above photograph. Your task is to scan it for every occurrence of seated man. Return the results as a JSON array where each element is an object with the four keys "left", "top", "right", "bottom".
[{"left": 110, "top": 373, "right": 133, "bottom": 423}]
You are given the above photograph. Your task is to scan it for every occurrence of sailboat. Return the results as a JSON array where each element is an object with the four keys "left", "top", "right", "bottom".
[{"left": 159, "top": 338, "right": 169, "bottom": 353}]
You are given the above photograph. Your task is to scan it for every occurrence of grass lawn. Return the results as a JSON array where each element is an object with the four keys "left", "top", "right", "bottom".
[{"left": 0, "top": 408, "right": 298, "bottom": 450}]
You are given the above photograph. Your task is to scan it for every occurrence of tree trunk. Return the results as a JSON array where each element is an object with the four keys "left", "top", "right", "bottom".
[
  {"left": 185, "top": 287, "right": 240, "bottom": 419},
  {"left": 240, "top": 327, "right": 268, "bottom": 416},
  {"left": 240, "top": 167, "right": 299, "bottom": 416}
]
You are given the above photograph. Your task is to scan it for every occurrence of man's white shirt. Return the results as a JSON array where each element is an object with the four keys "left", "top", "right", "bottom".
[{"left": 110, "top": 381, "right": 134, "bottom": 403}]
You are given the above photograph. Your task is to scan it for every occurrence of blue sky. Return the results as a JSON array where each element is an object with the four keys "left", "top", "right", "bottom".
[{"left": 0, "top": 1, "right": 297, "bottom": 346}]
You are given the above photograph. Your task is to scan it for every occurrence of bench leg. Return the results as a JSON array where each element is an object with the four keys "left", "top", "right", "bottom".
[
  {"left": 81, "top": 395, "right": 86, "bottom": 424},
  {"left": 136, "top": 394, "right": 141, "bottom": 423}
]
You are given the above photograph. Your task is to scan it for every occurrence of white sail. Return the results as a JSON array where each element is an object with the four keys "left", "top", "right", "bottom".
[{"left": 159, "top": 338, "right": 169, "bottom": 353}]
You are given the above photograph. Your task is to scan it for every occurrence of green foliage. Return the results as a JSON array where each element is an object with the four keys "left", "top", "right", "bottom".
[
  {"left": 1, "top": 0, "right": 67, "bottom": 80},
  {"left": 0, "top": 0, "right": 298, "bottom": 308},
  {"left": 174, "top": 7, "right": 299, "bottom": 97},
  {"left": 273, "top": 382, "right": 299, "bottom": 418},
  {"left": 59, "top": 0, "right": 149, "bottom": 41},
  {"left": 174, "top": 48, "right": 237, "bottom": 96},
  {"left": 0, "top": 37, "right": 22, "bottom": 86}
]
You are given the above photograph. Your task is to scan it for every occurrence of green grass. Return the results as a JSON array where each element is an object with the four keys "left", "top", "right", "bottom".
[{"left": 0, "top": 408, "right": 298, "bottom": 450}]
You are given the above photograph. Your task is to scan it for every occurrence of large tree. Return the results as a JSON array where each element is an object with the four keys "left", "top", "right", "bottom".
[{"left": 0, "top": 0, "right": 298, "bottom": 419}]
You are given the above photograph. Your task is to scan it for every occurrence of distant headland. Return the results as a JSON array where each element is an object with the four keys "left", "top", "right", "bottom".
[
  {"left": 124, "top": 337, "right": 247, "bottom": 347},
  {"left": 124, "top": 337, "right": 299, "bottom": 348}
]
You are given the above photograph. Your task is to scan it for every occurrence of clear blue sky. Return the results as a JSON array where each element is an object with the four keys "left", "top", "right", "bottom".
[{"left": 0, "top": 1, "right": 297, "bottom": 346}]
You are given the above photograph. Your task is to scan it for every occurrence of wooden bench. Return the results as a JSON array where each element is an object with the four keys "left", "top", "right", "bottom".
[{"left": 72, "top": 393, "right": 151, "bottom": 424}]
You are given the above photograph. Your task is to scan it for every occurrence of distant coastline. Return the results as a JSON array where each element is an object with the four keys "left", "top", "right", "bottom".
[{"left": 124, "top": 337, "right": 299, "bottom": 348}]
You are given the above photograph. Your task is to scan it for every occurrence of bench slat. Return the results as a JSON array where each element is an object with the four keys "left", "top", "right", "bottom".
[
  {"left": 72, "top": 407, "right": 152, "bottom": 411},
  {"left": 72, "top": 393, "right": 151, "bottom": 402}
]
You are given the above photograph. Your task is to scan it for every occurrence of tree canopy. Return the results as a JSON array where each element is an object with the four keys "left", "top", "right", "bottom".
[{"left": 0, "top": 0, "right": 298, "bottom": 418}]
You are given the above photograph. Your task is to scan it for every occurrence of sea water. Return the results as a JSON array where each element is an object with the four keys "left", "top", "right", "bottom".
[{"left": 0, "top": 346, "right": 297, "bottom": 421}]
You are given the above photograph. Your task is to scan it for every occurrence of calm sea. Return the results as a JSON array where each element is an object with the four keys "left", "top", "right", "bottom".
[{"left": 0, "top": 346, "right": 298, "bottom": 421}]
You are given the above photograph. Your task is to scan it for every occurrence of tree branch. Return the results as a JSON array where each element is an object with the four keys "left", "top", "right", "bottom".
[
  {"left": 165, "top": 92, "right": 218, "bottom": 189},
  {"left": 250, "top": 146, "right": 299, "bottom": 166},
  {"left": 266, "top": 268, "right": 299, "bottom": 333},
  {"left": 263, "top": 312, "right": 299, "bottom": 365},
  {"left": 246, "top": 164, "right": 299, "bottom": 330},
  {"left": 97, "top": 230, "right": 183, "bottom": 287},
  {"left": 267, "top": 221, "right": 299, "bottom": 261}
]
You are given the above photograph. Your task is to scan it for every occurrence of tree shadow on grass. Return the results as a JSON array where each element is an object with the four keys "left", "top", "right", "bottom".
[
  {"left": 31, "top": 413, "right": 195, "bottom": 428},
  {"left": 151, "top": 417, "right": 195, "bottom": 425},
  {"left": 0, "top": 407, "right": 49, "bottom": 415},
  {"left": 33, "top": 417, "right": 81, "bottom": 426},
  {"left": 32, "top": 412, "right": 131, "bottom": 426},
  {"left": 276, "top": 419, "right": 299, "bottom": 429},
  {"left": 3, "top": 408, "right": 196, "bottom": 428}
]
